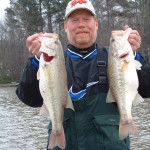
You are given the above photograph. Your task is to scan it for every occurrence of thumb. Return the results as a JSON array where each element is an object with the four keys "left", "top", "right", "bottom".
[{"left": 124, "top": 25, "right": 129, "bottom": 30}]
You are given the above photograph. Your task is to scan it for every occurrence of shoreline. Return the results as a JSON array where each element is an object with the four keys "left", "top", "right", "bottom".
[{"left": 0, "top": 83, "right": 18, "bottom": 87}]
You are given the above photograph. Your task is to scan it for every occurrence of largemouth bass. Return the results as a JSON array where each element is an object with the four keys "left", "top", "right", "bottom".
[
  {"left": 106, "top": 28, "right": 144, "bottom": 140},
  {"left": 37, "top": 33, "right": 74, "bottom": 150}
]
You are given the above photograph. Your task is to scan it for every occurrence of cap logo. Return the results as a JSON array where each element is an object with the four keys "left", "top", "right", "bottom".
[{"left": 71, "top": 0, "right": 87, "bottom": 7}]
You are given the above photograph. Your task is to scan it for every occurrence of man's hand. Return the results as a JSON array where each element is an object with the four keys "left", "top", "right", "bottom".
[
  {"left": 124, "top": 25, "right": 141, "bottom": 52},
  {"left": 26, "top": 33, "right": 43, "bottom": 57}
]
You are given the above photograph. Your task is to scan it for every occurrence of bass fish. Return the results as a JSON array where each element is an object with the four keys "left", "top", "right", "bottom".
[
  {"left": 37, "top": 33, "right": 74, "bottom": 150},
  {"left": 106, "top": 28, "right": 144, "bottom": 140}
]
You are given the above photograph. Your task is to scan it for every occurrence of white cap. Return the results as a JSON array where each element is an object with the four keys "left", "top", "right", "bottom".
[{"left": 65, "top": 0, "right": 96, "bottom": 19}]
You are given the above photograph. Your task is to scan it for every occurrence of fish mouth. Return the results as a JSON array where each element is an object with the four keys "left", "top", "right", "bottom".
[
  {"left": 43, "top": 52, "right": 54, "bottom": 62},
  {"left": 119, "top": 53, "right": 129, "bottom": 59}
]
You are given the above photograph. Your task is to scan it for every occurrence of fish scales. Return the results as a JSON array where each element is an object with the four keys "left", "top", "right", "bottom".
[
  {"left": 106, "top": 28, "right": 144, "bottom": 140},
  {"left": 37, "top": 33, "right": 74, "bottom": 150}
]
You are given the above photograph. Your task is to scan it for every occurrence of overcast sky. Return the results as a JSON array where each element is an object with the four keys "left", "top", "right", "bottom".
[{"left": 0, "top": 0, "right": 10, "bottom": 19}]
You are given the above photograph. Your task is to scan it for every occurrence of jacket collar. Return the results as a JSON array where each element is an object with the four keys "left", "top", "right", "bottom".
[{"left": 67, "top": 43, "right": 98, "bottom": 60}]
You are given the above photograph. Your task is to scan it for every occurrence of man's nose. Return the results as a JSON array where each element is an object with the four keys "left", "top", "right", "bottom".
[{"left": 78, "top": 19, "right": 86, "bottom": 27}]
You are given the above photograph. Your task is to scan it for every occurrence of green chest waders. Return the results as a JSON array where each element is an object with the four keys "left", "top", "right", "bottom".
[{"left": 47, "top": 93, "right": 130, "bottom": 150}]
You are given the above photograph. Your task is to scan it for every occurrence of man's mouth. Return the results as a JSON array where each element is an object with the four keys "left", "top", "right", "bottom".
[{"left": 76, "top": 31, "right": 88, "bottom": 34}]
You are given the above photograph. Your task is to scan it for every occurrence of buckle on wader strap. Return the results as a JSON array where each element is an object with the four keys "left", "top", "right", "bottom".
[{"left": 97, "top": 48, "right": 109, "bottom": 92}]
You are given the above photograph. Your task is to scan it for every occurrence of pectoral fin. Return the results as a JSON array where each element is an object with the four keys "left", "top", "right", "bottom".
[
  {"left": 40, "top": 102, "right": 50, "bottom": 117},
  {"left": 106, "top": 89, "right": 116, "bottom": 103},
  {"left": 65, "top": 92, "right": 74, "bottom": 111},
  {"left": 134, "top": 60, "right": 142, "bottom": 70},
  {"left": 37, "top": 69, "right": 40, "bottom": 80},
  {"left": 133, "top": 92, "right": 144, "bottom": 106}
]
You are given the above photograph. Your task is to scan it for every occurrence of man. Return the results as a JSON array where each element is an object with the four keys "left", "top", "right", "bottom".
[{"left": 16, "top": 0, "right": 150, "bottom": 150}]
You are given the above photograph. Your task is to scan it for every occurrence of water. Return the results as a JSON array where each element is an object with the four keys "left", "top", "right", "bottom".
[
  {"left": 0, "top": 87, "right": 150, "bottom": 150},
  {"left": 0, "top": 87, "right": 48, "bottom": 150},
  {"left": 131, "top": 97, "right": 150, "bottom": 150}
]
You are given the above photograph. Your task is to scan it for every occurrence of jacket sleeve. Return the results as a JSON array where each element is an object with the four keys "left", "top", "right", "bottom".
[
  {"left": 136, "top": 52, "right": 150, "bottom": 98},
  {"left": 16, "top": 57, "right": 43, "bottom": 107}
]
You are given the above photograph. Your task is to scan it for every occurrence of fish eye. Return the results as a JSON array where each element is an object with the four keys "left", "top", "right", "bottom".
[
  {"left": 111, "top": 39, "right": 115, "bottom": 42},
  {"left": 55, "top": 41, "right": 58, "bottom": 45}
]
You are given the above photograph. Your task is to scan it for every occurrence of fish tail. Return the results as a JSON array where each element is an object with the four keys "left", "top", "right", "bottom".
[
  {"left": 119, "top": 119, "right": 139, "bottom": 140},
  {"left": 48, "top": 128, "right": 66, "bottom": 150}
]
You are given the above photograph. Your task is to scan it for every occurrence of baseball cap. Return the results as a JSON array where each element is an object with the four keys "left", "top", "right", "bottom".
[{"left": 65, "top": 0, "right": 96, "bottom": 19}]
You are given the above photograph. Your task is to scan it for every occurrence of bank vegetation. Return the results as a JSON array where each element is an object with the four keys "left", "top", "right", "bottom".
[{"left": 0, "top": 0, "right": 150, "bottom": 83}]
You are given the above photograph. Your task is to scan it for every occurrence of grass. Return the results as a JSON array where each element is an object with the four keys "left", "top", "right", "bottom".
[{"left": 0, "top": 75, "right": 14, "bottom": 84}]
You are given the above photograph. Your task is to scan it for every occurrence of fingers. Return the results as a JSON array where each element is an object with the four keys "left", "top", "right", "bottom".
[
  {"left": 128, "top": 30, "right": 141, "bottom": 51},
  {"left": 26, "top": 33, "right": 39, "bottom": 48},
  {"left": 124, "top": 25, "right": 129, "bottom": 30},
  {"left": 28, "top": 40, "right": 40, "bottom": 53},
  {"left": 26, "top": 33, "right": 43, "bottom": 57},
  {"left": 124, "top": 25, "right": 141, "bottom": 52}
]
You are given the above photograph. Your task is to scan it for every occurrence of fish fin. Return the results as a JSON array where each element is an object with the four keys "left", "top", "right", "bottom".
[
  {"left": 65, "top": 92, "right": 74, "bottom": 111},
  {"left": 121, "top": 61, "right": 129, "bottom": 72},
  {"left": 134, "top": 60, "right": 142, "bottom": 70},
  {"left": 39, "top": 102, "right": 49, "bottom": 117},
  {"left": 119, "top": 119, "right": 139, "bottom": 140},
  {"left": 48, "top": 128, "right": 66, "bottom": 150},
  {"left": 125, "top": 55, "right": 130, "bottom": 63},
  {"left": 106, "top": 89, "right": 116, "bottom": 103},
  {"left": 133, "top": 92, "right": 144, "bottom": 106},
  {"left": 37, "top": 69, "right": 40, "bottom": 80}
]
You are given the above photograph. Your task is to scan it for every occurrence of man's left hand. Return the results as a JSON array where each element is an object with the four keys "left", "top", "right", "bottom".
[{"left": 124, "top": 25, "right": 141, "bottom": 52}]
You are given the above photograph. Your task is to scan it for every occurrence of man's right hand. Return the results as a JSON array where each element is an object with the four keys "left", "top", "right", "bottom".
[{"left": 26, "top": 33, "right": 43, "bottom": 57}]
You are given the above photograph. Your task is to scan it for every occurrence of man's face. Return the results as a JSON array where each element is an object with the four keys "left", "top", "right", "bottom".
[{"left": 64, "top": 9, "right": 98, "bottom": 49}]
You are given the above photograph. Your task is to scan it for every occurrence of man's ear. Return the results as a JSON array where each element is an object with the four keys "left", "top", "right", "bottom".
[
  {"left": 95, "top": 19, "right": 98, "bottom": 29},
  {"left": 64, "top": 21, "right": 67, "bottom": 32}
]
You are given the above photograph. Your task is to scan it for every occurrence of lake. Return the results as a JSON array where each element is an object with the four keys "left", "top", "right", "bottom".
[{"left": 0, "top": 87, "right": 149, "bottom": 150}]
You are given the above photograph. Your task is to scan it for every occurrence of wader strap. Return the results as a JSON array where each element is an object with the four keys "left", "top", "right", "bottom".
[{"left": 97, "top": 47, "right": 109, "bottom": 92}]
